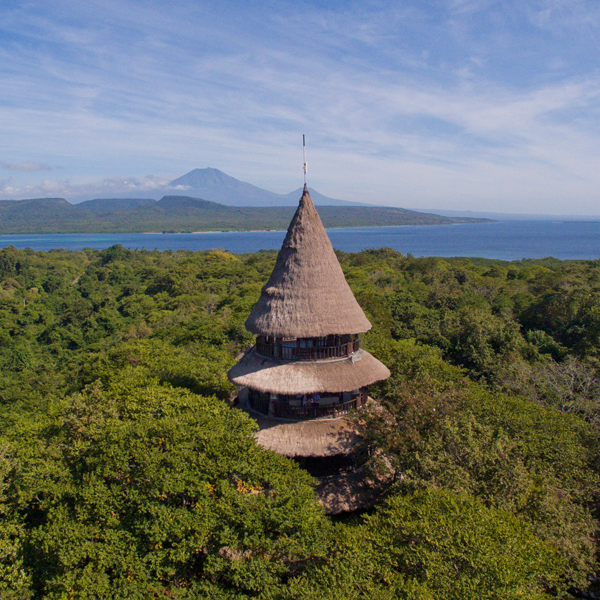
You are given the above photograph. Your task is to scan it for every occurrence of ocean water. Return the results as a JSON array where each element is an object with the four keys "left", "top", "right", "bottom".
[{"left": 1, "top": 220, "right": 599, "bottom": 261}]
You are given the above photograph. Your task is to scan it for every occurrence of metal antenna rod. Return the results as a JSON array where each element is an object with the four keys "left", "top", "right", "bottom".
[{"left": 302, "top": 134, "right": 307, "bottom": 186}]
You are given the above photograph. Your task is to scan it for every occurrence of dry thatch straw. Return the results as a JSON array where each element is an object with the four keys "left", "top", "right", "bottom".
[
  {"left": 252, "top": 413, "right": 359, "bottom": 458},
  {"left": 245, "top": 185, "right": 372, "bottom": 338},
  {"left": 229, "top": 347, "right": 390, "bottom": 395}
]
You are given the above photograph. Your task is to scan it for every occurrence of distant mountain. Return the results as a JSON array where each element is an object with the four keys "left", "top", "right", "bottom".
[
  {"left": 0, "top": 195, "right": 491, "bottom": 234},
  {"left": 52, "top": 168, "right": 365, "bottom": 206},
  {"left": 282, "top": 187, "right": 365, "bottom": 206},
  {"left": 169, "top": 168, "right": 284, "bottom": 206},
  {"left": 169, "top": 168, "right": 363, "bottom": 207}
]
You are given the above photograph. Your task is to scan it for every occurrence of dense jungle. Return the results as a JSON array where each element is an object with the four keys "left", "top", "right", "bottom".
[{"left": 0, "top": 243, "right": 599, "bottom": 599}]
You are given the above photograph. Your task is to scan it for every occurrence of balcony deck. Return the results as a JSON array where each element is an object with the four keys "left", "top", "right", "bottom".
[
  {"left": 248, "top": 390, "right": 367, "bottom": 420},
  {"left": 256, "top": 338, "right": 360, "bottom": 361},
  {"left": 235, "top": 387, "right": 363, "bottom": 457}
]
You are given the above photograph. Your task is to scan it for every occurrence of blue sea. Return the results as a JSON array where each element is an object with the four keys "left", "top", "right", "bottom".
[{"left": 1, "top": 220, "right": 599, "bottom": 261}]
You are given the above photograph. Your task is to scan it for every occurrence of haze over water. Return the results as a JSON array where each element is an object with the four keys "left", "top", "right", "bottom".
[{"left": 1, "top": 221, "right": 599, "bottom": 261}]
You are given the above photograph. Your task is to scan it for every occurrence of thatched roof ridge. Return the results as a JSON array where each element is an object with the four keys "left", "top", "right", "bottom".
[
  {"left": 245, "top": 185, "right": 372, "bottom": 337},
  {"left": 228, "top": 347, "right": 391, "bottom": 394}
]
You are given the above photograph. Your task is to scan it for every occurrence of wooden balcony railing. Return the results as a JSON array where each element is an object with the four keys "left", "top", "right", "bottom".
[
  {"left": 256, "top": 338, "right": 360, "bottom": 361},
  {"left": 249, "top": 392, "right": 367, "bottom": 420}
]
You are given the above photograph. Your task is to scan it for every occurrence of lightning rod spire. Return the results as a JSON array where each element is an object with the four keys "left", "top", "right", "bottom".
[{"left": 302, "top": 134, "right": 307, "bottom": 186}]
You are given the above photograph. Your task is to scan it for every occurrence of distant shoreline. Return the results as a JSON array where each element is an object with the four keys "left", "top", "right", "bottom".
[
  {"left": 149, "top": 221, "right": 498, "bottom": 236},
  {"left": 0, "top": 220, "right": 495, "bottom": 236}
]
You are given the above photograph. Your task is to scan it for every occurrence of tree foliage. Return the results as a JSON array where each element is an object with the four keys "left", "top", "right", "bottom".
[
  {"left": 276, "top": 489, "right": 564, "bottom": 600},
  {"left": 0, "top": 245, "right": 599, "bottom": 597}
]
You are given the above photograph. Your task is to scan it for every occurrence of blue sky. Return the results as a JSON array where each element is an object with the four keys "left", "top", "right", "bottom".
[{"left": 2, "top": 0, "right": 600, "bottom": 213}]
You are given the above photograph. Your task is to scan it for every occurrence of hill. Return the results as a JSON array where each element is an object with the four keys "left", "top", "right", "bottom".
[
  {"left": 0, "top": 195, "right": 491, "bottom": 234},
  {"left": 78, "top": 197, "right": 156, "bottom": 214},
  {"left": 0, "top": 198, "right": 96, "bottom": 231}
]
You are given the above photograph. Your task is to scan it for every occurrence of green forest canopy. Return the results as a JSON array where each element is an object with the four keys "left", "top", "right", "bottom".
[{"left": 0, "top": 244, "right": 599, "bottom": 598}]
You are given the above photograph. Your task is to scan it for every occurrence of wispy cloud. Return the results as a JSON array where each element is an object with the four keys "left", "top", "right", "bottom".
[
  {"left": 2, "top": 161, "right": 53, "bottom": 171},
  {"left": 529, "top": 0, "right": 600, "bottom": 31},
  {"left": 0, "top": 174, "right": 173, "bottom": 201}
]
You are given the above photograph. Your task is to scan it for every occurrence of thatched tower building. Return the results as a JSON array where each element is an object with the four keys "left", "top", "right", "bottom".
[
  {"left": 228, "top": 185, "right": 390, "bottom": 423},
  {"left": 228, "top": 185, "right": 391, "bottom": 513}
]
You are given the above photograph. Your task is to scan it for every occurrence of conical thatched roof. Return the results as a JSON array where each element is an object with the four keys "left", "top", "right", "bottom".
[{"left": 245, "top": 185, "right": 372, "bottom": 338}]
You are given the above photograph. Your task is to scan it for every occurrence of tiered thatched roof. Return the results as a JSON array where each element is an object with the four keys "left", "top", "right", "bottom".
[
  {"left": 245, "top": 185, "right": 372, "bottom": 338},
  {"left": 229, "top": 347, "right": 390, "bottom": 395}
]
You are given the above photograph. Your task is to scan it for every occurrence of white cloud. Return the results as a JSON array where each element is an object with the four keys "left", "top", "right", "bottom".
[
  {"left": 2, "top": 161, "right": 53, "bottom": 171},
  {"left": 0, "top": 175, "right": 173, "bottom": 201},
  {"left": 528, "top": 0, "right": 600, "bottom": 31}
]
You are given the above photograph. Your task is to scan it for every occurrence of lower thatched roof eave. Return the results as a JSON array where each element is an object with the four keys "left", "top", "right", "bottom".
[
  {"left": 227, "top": 347, "right": 390, "bottom": 395},
  {"left": 254, "top": 414, "right": 359, "bottom": 457}
]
